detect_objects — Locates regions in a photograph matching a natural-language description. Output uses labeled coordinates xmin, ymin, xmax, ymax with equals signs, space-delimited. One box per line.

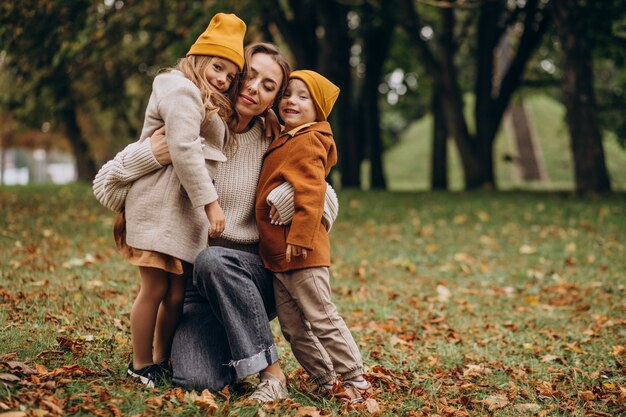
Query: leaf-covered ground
xmin=1 ymin=185 xmax=625 ymax=416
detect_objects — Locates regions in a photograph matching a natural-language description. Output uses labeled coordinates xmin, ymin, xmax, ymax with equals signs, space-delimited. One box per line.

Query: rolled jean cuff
xmin=230 ymin=344 xmax=279 ymax=380
xmin=311 ymin=370 xmax=337 ymax=386
xmin=341 ymin=365 xmax=365 ymax=381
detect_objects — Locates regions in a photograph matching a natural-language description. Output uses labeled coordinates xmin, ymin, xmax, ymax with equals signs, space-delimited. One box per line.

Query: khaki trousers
xmin=274 ymin=267 xmax=364 ymax=385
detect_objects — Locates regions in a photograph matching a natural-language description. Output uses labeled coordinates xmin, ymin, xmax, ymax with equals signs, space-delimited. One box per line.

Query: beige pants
xmin=274 ymin=267 xmax=364 ymax=385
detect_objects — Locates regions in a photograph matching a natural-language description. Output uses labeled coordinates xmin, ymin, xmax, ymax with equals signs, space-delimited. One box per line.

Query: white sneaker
xmin=248 ymin=372 xmax=288 ymax=403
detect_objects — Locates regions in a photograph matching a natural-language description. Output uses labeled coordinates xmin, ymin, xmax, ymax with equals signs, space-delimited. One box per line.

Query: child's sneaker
xmin=127 ymin=362 xmax=168 ymax=388
xmin=343 ymin=379 xmax=372 ymax=403
xmin=157 ymin=359 xmax=172 ymax=380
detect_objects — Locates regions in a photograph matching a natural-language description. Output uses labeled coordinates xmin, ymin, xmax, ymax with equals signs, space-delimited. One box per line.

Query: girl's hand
xmin=269 ymin=203 xmax=284 ymax=225
xmin=150 ymin=126 xmax=171 ymax=165
xmin=205 ymin=201 xmax=225 ymax=238
xmin=264 ymin=108 xmax=282 ymax=139
xmin=286 ymin=244 xmax=307 ymax=262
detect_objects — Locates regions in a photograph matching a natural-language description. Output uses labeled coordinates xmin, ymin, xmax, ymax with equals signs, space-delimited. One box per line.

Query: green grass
xmin=1 ymin=185 xmax=625 ymax=416
xmin=385 ymin=94 xmax=626 ymax=191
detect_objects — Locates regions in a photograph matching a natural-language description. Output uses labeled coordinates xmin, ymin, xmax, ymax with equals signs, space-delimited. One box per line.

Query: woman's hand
xmin=150 ymin=126 xmax=171 ymax=165
xmin=269 ymin=203 xmax=285 ymax=225
xmin=286 ymin=244 xmax=307 ymax=262
xmin=205 ymin=200 xmax=225 ymax=238
xmin=264 ymin=108 xmax=282 ymax=139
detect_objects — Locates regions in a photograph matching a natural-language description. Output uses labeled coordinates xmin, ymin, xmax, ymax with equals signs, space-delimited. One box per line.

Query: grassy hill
xmin=384 ymin=94 xmax=626 ymax=191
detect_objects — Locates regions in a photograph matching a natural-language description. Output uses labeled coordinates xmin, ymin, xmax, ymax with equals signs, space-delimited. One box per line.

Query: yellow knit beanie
xmin=290 ymin=70 xmax=340 ymax=121
xmin=186 ymin=13 xmax=246 ymax=71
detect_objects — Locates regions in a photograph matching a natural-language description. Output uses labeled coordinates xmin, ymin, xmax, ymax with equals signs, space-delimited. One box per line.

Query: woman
xmin=94 ymin=43 xmax=334 ymax=401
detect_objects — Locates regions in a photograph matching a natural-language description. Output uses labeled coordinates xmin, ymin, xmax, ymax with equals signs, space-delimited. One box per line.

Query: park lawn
xmin=1 ymin=184 xmax=625 ymax=416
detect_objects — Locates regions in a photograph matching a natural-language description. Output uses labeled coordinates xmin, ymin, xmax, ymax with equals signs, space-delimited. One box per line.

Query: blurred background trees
xmin=1 ymin=0 xmax=625 ymax=193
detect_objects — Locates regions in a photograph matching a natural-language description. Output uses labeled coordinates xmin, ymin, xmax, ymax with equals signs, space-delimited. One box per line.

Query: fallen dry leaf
xmin=294 ymin=406 xmax=322 ymax=416
xmin=482 ymin=394 xmax=509 ymax=410
xmin=513 ymin=403 xmax=541 ymax=413
xmin=463 ymin=364 xmax=492 ymax=378
xmin=364 ymin=398 xmax=380 ymax=414
xmin=190 ymin=389 xmax=218 ymax=414
xmin=578 ymin=390 xmax=595 ymax=401
xmin=6 ymin=361 xmax=35 ymax=375
xmin=0 ymin=374 xmax=20 ymax=383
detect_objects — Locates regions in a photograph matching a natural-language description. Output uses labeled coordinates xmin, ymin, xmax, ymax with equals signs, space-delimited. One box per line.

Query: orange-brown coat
xmin=255 ymin=122 xmax=337 ymax=272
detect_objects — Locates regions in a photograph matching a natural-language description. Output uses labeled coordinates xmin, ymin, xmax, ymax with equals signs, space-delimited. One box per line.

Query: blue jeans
xmin=170 ymin=246 xmax=278 ymax=391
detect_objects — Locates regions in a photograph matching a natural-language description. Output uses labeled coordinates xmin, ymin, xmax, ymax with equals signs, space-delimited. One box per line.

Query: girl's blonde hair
xmin=174 ymin=55 xmax=241 ymax=132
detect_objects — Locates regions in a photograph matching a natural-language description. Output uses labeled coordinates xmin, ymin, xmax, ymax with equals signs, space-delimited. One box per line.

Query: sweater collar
xmin=235 ymin=118 xmax=264 ymax=145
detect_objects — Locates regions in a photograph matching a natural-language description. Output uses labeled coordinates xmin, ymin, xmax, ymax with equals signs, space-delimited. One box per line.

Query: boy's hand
xmin=269 ymin=203 xmax=285 ymax=225
xmin=264 ymin=108 xmax=282 ymax=139
xmin=205 ymin=201 xmax=225 ymax=238
xmin=286 ymin=244 xmax=307 ymax=262
xmin=150 ymin=126 xmax=171 ymax=165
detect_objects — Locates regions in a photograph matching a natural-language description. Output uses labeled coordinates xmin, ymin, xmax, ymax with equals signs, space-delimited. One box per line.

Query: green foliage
xmin=1 ymin=185 xmax=625 ymax=416
xmin=0 ymin=1 xmax=242 ymax=166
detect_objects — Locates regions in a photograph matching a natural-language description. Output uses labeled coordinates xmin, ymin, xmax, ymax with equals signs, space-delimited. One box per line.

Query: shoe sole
xmin=127 ymin=369 xmax=155 ymax=388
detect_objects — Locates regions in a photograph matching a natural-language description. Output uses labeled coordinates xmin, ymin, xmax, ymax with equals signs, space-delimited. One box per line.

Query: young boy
xmin=255 ymin=70 xmax=371 ymax=403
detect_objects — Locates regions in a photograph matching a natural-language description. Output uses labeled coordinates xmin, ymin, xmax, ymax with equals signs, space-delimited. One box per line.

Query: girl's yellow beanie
xmin=187 ymin=13 xmax=246 ymax=71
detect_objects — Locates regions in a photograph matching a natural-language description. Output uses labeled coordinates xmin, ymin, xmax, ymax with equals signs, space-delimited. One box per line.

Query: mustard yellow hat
xmin=290 ymin=70 xmax=340 ymax=121
xmin=186 ymin=13 xmax=246 ymax=70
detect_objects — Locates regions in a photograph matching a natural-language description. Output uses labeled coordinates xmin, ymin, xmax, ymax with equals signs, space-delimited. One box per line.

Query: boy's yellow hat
xmin=290 ymin=70 xmax=340 ymax=121
xmin=187 ymin=13 xmax=246 ymax=71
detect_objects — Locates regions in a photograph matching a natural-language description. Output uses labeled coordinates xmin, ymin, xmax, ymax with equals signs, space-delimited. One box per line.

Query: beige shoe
xmin=248 ymin=372 xmax=288 ymax=403
xmin=343 ymin=379 xmax=372 ymax=403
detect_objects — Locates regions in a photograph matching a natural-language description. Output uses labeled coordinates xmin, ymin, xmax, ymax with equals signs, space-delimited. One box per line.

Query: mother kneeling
xmin=95 ymin=43 xmax=323 ymax=401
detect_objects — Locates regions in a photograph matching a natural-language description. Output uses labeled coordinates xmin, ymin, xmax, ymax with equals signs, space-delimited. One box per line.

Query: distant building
xmin=1 ymin=148 xmax=76 ymax=185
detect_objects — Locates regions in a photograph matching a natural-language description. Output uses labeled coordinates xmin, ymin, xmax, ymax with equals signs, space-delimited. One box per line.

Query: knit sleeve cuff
xmin=323 ymin=183 xmax=339 ymax=232
xmin=266 ymin=181 xmax=295 ymax=221
xmin=266 ymin=182 xmax=339 ymax=232
xmin=122 ymin=139 xmax=163 ymax=178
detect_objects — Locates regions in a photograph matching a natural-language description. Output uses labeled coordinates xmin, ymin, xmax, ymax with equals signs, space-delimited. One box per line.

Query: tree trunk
xmin=261 ymin=0 xmax=318 ymax=69
xmin=0 ymin=130 xmax=4 ymax=185
xmin=437 ymin=7 xmax=486 ymax=189
xmin=509 ymin=101 xmax=543 ymax=181
xmin=431 ymin=88 xmax=448 ymax=190
xmin=402 ymin=0 xmax=551 ymax=190
xmin=318 ymin=1 xmax=360 ymax=188
xmin=361 ymin=2 xmax=396 ymax=190
xmin=62 ymin=104 xmax=96 ymax=182
xmin=552 ymin=0 xmax=611 ymax=193
xmin=402 ymin=2 xmax=485 ymax=189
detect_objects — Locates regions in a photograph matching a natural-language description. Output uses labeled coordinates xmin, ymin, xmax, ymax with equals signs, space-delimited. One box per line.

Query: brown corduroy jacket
xmin=256 ymin=121 xmax=337 ymax=272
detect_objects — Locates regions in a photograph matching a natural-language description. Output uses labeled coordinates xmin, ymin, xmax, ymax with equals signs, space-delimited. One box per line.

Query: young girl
xmin=120 ymin=13 xmax=246 ymax=387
